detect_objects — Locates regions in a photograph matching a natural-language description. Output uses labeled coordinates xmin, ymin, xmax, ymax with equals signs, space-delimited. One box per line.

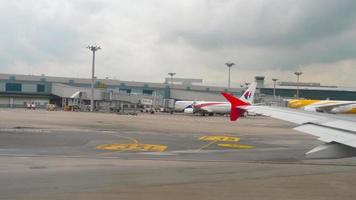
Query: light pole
xmin=272 ymin=78 xmax=278 ymax=98
xmin=168 ymin=72 xmax=176 ymax=87
xmin=87 ymin=45 xmax=101 ymax=112
xmin=225 ymin=62 xmax=235 ymax=89
xmin=294 ymin=71 xmax=303 ymax=99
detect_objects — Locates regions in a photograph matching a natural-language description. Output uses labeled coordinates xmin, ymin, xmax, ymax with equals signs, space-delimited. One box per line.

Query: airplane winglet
xmin=221 ymin=92 xmax=249 ymax=121
xmin=221 ymin=92 xmax=249 ymax=107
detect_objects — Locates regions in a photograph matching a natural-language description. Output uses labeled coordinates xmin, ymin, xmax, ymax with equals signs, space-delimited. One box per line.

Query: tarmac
xmin=0 ymin=109 xmax=355 ymax=200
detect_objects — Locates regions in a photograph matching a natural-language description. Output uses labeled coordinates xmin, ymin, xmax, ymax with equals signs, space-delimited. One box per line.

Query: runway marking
xmin=199 ymin=135 xmax=240 ymax=142
xmin=96 ymin=143 xmax=167 ymax=152
xmin=198 ymin=135 xmax=255 ymax=150
xmin=96 ymin=132 xmax=168 ymax=156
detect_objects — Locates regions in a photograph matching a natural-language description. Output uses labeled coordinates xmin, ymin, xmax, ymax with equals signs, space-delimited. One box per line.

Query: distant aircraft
xmin=191 ymin=82 xmax=257 ymax=116
xmin=288 ymin=99 xmax=356 ymax=114
xmin=174 ymin=101 xmax=195 ymax=113
xmin=173 ymin=82 xmax=256 ymax=115
xmin=221 ymin=92 xmax=356 ymax=159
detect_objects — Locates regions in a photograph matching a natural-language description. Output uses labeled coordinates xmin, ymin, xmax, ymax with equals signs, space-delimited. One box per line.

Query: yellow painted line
xmin=95 ymin=135 xmax=140 ymax=156
xmin=95 ymin=146 xmax=133 ymax=156
xmin=96 ymin=143 xmax=167 ymax=152
xmin=199 ymin=135 xmax=240 ymax=142
xmin=217 ymin=143 xmax=255 ymax=149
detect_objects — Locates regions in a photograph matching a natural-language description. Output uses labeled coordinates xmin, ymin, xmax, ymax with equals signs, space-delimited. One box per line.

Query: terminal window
xmin=37 ymin=84 xmax=45 ymax=92
xmin=119 ymin=89 xmax=131 ymax=94
xmin=143 ymin=90 xmax=153 ymax=95
xmin=6 ymin=83 xmax=22 ymax=92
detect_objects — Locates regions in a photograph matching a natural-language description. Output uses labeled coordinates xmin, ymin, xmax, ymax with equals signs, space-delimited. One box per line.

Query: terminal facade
xmin=1 ymin=73 xmax=356 ymax=109
xmin=0 ymin=73 xmax=242 ymax=109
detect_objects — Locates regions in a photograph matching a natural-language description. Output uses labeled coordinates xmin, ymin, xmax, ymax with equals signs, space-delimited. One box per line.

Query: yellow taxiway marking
xmin=199 ymin=135 xmax=240 ymax=142
xmin=217 ymin=143 xmax=255 ymax=149
xmin=198 ymin=135 xmax=254 ymax=150
xmin=96 ymin=143 xmax=167 ymax=152
xmin=95 ymin=133 xmax=168 ymax=156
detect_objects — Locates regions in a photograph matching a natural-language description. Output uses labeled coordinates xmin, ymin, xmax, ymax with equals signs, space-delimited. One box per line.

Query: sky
xmin=1 ymin=0 xmax=356 ymax=87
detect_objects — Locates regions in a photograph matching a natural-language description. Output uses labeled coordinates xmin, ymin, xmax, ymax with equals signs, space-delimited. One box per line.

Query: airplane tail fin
xmin=240 ymin=82 xmax=257 ymax=104
xmin=221 ymin=92 xmax=249 ymax=121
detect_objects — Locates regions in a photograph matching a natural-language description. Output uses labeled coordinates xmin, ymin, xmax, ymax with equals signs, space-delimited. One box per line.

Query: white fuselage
xmin=174 ymin=100 xmax=231 ymax=114
xmin=301 ymin=100 xmax=356 ymax=114
xmin=193 ymin=102 xmax=230 ymax=114
xmin=174 ymin=101 xmax=194 ymax=112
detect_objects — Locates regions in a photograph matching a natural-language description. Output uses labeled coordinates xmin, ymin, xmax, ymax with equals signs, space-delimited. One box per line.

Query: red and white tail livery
xmin=239 ymin=82 xmax=257 ymax=105
xmin=191 ymin=82 xmax=257 ymax=116
xmin=220 ymin=82 xmax=256 ymax=120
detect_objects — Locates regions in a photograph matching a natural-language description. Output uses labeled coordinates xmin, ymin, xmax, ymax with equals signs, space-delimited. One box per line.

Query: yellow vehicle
xmin=46 ymin=104 xmax=57 ymax=111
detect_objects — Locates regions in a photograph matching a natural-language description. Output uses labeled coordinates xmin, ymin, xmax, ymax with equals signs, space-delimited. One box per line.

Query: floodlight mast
xmin=168 ymin=72 xmax=176 ymax=87
xmin=294 ymin=71 xmax=303 ymax=99
xmin=272 ymin=78 xmax=278 ymax=98
xmin=225 ymin=62 xmax=235 ymax=89
xmin=87 ymin=45 xmax=101 ymax=112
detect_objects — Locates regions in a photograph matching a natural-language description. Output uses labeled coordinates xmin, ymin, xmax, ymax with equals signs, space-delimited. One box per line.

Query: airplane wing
xmin=248 ymin=106 xmax=356 ymax=158
xmin=222 ymin=92 xmax=356 ymax=158
xmin=305 ymin=101 xmax=355 ymax=113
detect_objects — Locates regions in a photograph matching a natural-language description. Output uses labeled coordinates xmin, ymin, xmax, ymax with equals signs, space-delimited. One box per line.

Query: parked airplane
xmin=288 ymin=99 xmax=356 ymax=114
xmin=174 ymin=101 xmax=194 ymax=112
xmin=173 ymin=82 xmax=257 ymax=116
xmin=222 ymin=92 xmax=356 ymax=159
xmin=191 ymin=82 xmax=257 ymax=116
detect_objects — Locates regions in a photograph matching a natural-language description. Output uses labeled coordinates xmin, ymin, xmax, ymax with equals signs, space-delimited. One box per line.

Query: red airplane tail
xmin=221 ymin=92 xmax=250 ymax=121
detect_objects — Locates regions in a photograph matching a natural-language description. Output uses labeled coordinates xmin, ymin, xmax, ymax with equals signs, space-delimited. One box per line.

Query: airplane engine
xmin=331 ymin=105 xmax=353 ymax=114
xmin=184 ymin=108 xmax=194 ymax=114
xmin=304 ymin=106 xmax=316 ymax=112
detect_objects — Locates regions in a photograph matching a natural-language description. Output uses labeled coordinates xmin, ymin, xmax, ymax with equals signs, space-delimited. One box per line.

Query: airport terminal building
xmin=0 ymin=73 xmax=242 ymax=109
xmin=259 ymin=80 xmax=356 ymax=101
xmin=1 ymin=73 xmax=356 ymax=109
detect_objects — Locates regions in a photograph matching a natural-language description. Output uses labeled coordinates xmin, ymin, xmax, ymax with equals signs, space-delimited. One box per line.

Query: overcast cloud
xmin=1 ymin=0 xmax=356 ymax=87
